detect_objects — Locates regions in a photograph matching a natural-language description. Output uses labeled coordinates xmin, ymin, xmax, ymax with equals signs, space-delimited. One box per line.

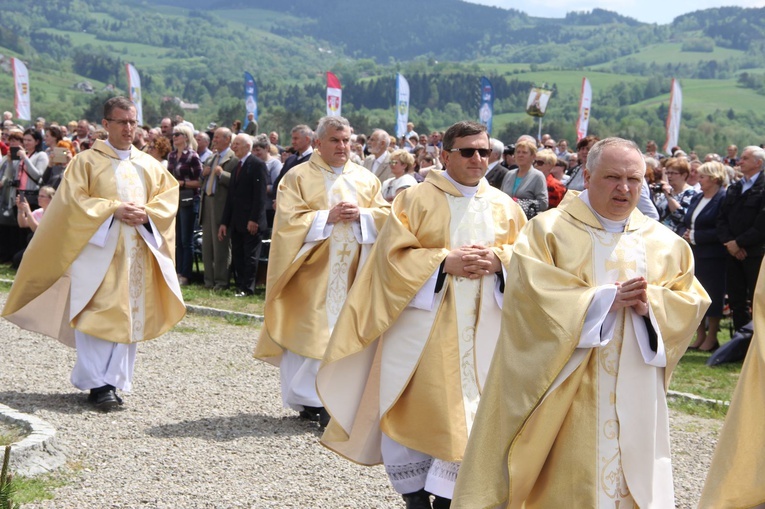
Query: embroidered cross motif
xmin=605 ymin=251 xmax=636 ymax=281
xmin=337 ymin=245 xmax=351 ymax=262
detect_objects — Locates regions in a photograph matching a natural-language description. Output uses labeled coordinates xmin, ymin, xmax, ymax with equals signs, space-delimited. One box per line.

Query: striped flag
xmin=125 ymin=63 xmax=143 ymax=125
xmin=12 ymin=58 xmax=30 ymax=121
xmin=664 ymin=79 xmax=682 ymax=153
xmin=576 ymin=77 xmax=592 ymax=142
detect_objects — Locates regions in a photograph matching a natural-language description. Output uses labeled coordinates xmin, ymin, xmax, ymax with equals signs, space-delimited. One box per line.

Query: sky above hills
xmin=465 ymin=0 xmax=765 ymax=24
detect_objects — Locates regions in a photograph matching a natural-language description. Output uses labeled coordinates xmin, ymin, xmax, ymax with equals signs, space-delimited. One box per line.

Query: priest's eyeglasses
xmin=106 ymin=119 xmax=138 ymax=127
xmin=448 ymin=148 xmax=491 ymax=158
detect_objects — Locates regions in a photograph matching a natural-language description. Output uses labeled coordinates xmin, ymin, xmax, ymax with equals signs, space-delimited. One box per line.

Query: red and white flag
xmin=664 ymin=79 xmax=682 ymax=153
xmin=12 ymin=58 xmax=30 ymax=121
xmin=576 ymin=77 xmax=592 ymax=142
xmin=326 ymin=72 xmax=342 ymax=117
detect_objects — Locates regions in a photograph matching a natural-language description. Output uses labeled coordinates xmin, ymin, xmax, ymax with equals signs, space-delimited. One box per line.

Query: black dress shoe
xmin=318 ymin=407 xmax=330 ymax=428
xmin=402 ymin=489 xmax=431 ymax=509
xmin=234 ymin=290 xmax=254 ymax=297
xmin=87 ymin=387 xmax=120 ymax=411
xmin=432 ymin=496 xmax=451 ymax=509
xmin=299 ymin=407 xmax=320 ymax=422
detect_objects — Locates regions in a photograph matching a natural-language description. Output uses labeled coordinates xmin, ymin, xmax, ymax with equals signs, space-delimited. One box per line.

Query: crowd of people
xmin=1 ymin=100 xmax=764 ymax=507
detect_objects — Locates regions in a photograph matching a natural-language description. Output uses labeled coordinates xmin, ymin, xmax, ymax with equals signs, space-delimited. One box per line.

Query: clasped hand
xmin=610 ymin=276 xmax=649 ymax=316
xmin=328 ymin=201 xmax=359 ymax=224
xmin=444 ymin=244 xmax=501 ymax=279
xmin=115 ymin=202 xmax=148 ymax=227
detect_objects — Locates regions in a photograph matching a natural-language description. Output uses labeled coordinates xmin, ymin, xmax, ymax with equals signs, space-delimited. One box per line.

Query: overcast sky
xmin=464 ymin=0 xmax=765 ymax=24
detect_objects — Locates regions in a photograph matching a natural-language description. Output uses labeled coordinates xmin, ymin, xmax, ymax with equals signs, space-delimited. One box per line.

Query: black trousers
xmin=725 ymin=253 xmax=763 ymax=330
xmin=230 ymin=229 xmax=262 ymax=293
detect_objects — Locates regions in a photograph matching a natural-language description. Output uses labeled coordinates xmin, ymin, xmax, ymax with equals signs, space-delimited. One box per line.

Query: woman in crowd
xmin=148 ymin=136 xmax=172 ymax=169
xmin=167 ymin=124 xmax=202 ymax=286
xmin=533 ymin=148 xmax=566 ymax=208
xmin=656 ymin=157 xmax=697 ymax=234
xmin=0 ymin=130 xmax=25 ymax=262
xmin=17 ymin=128 xmax=48 ymax=209
xmin=381 ymin=149 xmax=418 ymax=202
xmin=500 ymin=139 xmax=548 ymax=219
xmin=682 ymin=162 xmax=728 ymax=351
xmin=12 ymin=185 xmax=55 ymax=268
xmin=41 ymin=126 xmax=73 ymax=189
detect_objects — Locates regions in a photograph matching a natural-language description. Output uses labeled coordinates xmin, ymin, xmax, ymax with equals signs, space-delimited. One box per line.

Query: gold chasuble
xmin=452 ymin=196 xmax=709 ymax=509
xmin=255 ymin=153 xmax=390 ymax=363
xmin=3 ymin=140 xmax=185 ymax=345
xmin=317 ymin=171 xmax=526 ymax=465
xmin=699 ymin=259 xmax=765 ymax=509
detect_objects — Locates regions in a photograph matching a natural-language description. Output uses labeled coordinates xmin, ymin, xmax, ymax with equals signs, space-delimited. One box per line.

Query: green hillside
xmin=0 ymin=0 xmax=764 ymax=151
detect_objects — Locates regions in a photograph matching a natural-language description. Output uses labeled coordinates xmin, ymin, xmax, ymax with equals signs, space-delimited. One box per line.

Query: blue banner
xmin=244 ymin=72 xmax=258 ymax=127
xmin=479 ymin=77 xmax=494 ymax=135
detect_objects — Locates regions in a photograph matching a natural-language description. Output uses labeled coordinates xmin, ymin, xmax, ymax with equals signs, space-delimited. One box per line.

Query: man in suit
xmin=717 ymin=145 xmax=765 ymax=330
xmin=200 ymin=127 xmax=237 ymax=290
xmin=244 ymin=112 xmax=259 ymax=136
xmin=484 ymin=138 xmax=508 ymax=189
xmin=272 ymin=125 xmax=313 ymax=201
xmin=363 ymin=129 xmax=393 ymax=181
xmin=218 ymin=133 xmax=267 ymax=297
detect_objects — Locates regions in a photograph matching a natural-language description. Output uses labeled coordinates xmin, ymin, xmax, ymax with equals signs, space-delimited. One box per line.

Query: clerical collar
xmin=105 ymin=140 xmax=132 ymax=161
xmin=330 ymin=165 xmax=344 ymax=175
xmin=442 ymin=170 xmax=478 ymax=198
xmin=578 ymin=190 xmax=628 ymax=233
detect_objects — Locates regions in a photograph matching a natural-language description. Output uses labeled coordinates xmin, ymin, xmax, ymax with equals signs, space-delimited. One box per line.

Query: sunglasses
xmin=172 ymin=132 xmax=184 ymax=137
xmin=448 ymin=148 xmax=491 ymax=158
xmin=533 ymin=160 xmax=547 ymax=165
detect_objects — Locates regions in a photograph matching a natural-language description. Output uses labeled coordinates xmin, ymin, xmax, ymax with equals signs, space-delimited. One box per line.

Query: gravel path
xmin=0 ymin=301 xmax=722 ymax=508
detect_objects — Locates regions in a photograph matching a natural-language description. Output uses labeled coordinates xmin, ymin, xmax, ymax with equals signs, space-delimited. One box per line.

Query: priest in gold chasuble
xmin=3 ymin=97 xmax=184 ymax=410
xmin=254 ymin=116 xmax=390 ymax=423
xmin=317 ymin=121 xmax=527 ymax=508
xmin=452 ymin=138 xmax=710 ymax=509
xmin=699 ymin=257 xmax=765 ymax=509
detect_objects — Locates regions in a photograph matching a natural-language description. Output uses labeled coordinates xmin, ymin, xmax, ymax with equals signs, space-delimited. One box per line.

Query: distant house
xmin=74 ymin=81 xmax=94 ymax=93
xmin=162 ymin=96 xmax=199 ymax=111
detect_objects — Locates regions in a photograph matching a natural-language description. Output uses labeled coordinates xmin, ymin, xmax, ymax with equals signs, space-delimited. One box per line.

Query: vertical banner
xmin=12 ymin=58 xmax=30 ymax=121
xmin=395 ymin=73 xmax=410 ymax=139
xmin=326 ymin=72 xmax=342 ymax=117
xmin=526 ymin=85 xmax=553 ymax=141
xmin=244 ymin=72 xmax=258 ymax=126
xmin=125 ymin=63 xmax=143 ymax=125
xmin=576 ymin=77 xmax=592 ymax=142
xmin=479 ymin=77 xmax=494 ymax=135
xmin=664 ymin=78 xmax=682 ymax=153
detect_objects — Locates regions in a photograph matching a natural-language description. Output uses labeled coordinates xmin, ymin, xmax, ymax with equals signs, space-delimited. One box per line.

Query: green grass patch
xmin=0 ymin=425 xmax=25 ymax=446
xmin=181 ymin=284 xmax=264 ymax=315
xmin=224 ymin=314 xmax=258 ymax=326
xmin=10 ymin=473 xmax=69 ymax=504
xmin=668 ymin=397 xmax=728 ymax=420
xmin=594 ymin=42 xmax=746 ymax=68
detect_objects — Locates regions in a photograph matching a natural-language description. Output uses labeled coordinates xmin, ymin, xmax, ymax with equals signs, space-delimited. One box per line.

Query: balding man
xmin=484 ymin=137 xmax=508 ymax=189
xmin=454 ymin=137 xmax=709 ymax=508
xmin=200 ymin=127 xmax=237 ymax=290
xmin=218 ymin=133 xmax=267 ymax=297
xmin=364 ymin=129 xmax=393 ymax=181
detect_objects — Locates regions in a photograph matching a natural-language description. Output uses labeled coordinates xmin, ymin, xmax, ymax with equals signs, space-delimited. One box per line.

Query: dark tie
xmin=235 ymin=160 xmax=243 ymax=181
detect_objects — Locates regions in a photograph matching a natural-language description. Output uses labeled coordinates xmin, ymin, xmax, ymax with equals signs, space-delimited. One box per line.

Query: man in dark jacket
xmin=717 ymin=145 xmax=765 ymax=329
xmin=218 ymin=133 xmax=267 ymax=297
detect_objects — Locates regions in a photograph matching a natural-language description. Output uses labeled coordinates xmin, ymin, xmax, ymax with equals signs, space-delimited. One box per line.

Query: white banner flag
xmin=576 ymin=77 xmax=592 ymax=142
xmin=12 ymin=58 xmax=30 ymax=121
xmin=125 ymin=63 xmax=144 ymax=125
xmin=395 ymin=73 xmax=410 ymax=139
xmin=664 ymin=79 xmax=682 ymax=153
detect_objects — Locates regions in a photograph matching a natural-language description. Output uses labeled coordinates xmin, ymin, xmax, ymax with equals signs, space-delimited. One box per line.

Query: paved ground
xmin=0 ymin=302 xmax=722 ymax=508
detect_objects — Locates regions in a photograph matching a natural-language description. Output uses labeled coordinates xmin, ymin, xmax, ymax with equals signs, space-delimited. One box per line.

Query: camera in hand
xmin=10 ymin=179 xmax=20 ymax=188
xmin=9 ymin=147 xmax=19 ymax=160
xmin=650 ymin=183 xmax=664 ymax=195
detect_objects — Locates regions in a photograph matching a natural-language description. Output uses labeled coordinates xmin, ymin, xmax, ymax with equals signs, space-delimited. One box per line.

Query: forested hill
xmin=1 ymin=0 xmax=765 ymax=152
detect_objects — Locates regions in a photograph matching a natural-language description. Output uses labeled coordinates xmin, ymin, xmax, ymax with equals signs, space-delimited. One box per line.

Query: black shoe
xmin=432 ymin=496 xmax=451 ymax=509
xmin=87 ymin=386 xmax=120 ymax=411
xmin=402 ymin=489 xmax=431 ymax=509
xmin=299 ymin=405 xmax=321 ymax=422
xmin=318 ymin=407 xmax=330 ymax=428
xmin=234 ymin=289 xmax=253 ymax=297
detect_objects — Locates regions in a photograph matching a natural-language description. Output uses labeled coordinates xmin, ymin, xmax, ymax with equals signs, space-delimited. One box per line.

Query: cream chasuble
xmin=3 ymin=140 xmax=185 ymax=345
xmin=255 ymin=153 xmax=390 ymax=364
xmin=451 ymin=194 xmax=710 ymax=509
xmin=318 ymin=171 xmax=527 ymax=466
